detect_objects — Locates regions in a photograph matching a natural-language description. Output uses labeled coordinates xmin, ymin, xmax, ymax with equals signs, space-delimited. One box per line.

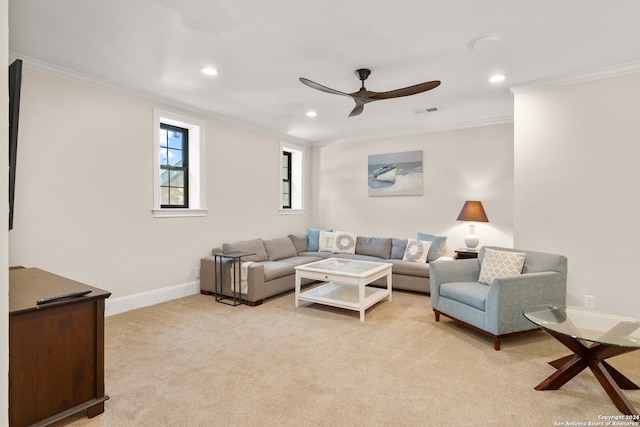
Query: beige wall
xmin=314 ymin=124 xmax=515 ymax=249
xmin=8 ymin=68 xmax=312 ymax=299
xmin=514 ymin=72 xmax=640 ymax=316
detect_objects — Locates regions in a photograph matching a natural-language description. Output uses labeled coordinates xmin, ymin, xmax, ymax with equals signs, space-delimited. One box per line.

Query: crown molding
xmin=9 ymin=52 xmax=311 ymax=146
xmin=510 ymin=61 xmax=640 ymax=94
xmin=313 ymin=116 xmax=514 ymax=146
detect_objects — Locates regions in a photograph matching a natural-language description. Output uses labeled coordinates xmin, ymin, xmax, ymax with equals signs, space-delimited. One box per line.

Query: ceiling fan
xmin=299 ymin=68 xmax=441 ymax=117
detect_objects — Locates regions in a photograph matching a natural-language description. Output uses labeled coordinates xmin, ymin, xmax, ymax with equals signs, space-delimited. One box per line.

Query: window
xmin=280 ymin=143 xmax=304 ymax=213
xmin=160 ymin=124 xmax=189 ymax=208
xmin=282 ymin=151 xmax=292 ymax=209
xmin=153 ymin=109 xmax=207 ymax=218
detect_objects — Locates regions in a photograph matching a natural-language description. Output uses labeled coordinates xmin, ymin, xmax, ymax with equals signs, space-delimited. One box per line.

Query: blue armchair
xmin=430 ymin=246 xmax=567 ymax=350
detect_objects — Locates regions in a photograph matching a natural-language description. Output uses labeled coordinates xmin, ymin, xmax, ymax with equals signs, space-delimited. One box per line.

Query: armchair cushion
xmin=440 ymin=282 xmax=489 ymax=311
xmin=478 ymin=248 xmax=526 ymax=284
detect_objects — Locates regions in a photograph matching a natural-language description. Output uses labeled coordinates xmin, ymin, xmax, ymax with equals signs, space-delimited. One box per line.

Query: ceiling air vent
xmin=414 ymin=107 xmax=439 ymax=115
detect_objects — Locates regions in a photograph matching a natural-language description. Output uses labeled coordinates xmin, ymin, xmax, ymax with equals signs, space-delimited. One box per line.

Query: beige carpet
xmin=53 ymin=289 xmax=639 ymax=427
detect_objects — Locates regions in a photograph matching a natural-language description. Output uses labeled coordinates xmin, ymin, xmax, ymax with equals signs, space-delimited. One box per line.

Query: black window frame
xmin=160 ymin=123 xmax=189 ymax=208
xmin=282 ymin=151 xmax=292 ymax=209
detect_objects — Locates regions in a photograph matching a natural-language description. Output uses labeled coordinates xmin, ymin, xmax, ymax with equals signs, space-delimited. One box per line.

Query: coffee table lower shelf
xmin=297 ymin=282 xmax=390 ymax=321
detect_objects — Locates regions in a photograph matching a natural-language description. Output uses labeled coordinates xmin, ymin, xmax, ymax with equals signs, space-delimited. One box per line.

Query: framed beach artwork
xmin=368 ymin=150 xmax=423 ymax=196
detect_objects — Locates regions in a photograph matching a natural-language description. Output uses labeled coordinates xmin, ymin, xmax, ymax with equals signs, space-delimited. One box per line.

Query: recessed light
xmin=489 ymin=74 xmax=506 ymax=83
xmin=305 ymin=111 xmax=317 ymax=118
xmin=201 ymin=67 xmax=218 ymax=76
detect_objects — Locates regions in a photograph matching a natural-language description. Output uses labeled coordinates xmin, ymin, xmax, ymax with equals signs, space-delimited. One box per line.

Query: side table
xmin=455 ymin=248 xmax=479 ymax=259
xmin=213 ymin=251 xmax=256 ymax=306
xmin=523 ymin=305 xmax=640 ymax=416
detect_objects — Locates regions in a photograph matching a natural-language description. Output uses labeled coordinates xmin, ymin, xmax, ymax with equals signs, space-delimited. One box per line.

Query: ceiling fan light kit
xmin=299 ymin=68 xmax=441 ymax=117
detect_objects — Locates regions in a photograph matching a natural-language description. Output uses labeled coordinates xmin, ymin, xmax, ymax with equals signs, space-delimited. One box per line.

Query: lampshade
xmin=457 ymin=201 xmax=489 ymax=223
xmin=457 ymin=201 xmax=489 ymax=250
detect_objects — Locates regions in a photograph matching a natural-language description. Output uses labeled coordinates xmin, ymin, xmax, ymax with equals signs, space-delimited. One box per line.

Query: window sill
xmin=278 ymin=209 xmax=305 ymax=215
xmin=152 ymin=208 xmax=208 ymax=218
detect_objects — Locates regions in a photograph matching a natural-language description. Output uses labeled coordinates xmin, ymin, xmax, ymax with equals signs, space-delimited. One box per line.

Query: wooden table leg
xmin=590 ymin=359 xmax=639 ymax=416
xmin=535 ymin=328 xmax=639 ymax=416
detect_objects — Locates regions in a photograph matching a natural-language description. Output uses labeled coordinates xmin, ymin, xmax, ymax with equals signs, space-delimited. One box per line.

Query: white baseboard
xmin=105 ymin=280 xmax=201 ymax=317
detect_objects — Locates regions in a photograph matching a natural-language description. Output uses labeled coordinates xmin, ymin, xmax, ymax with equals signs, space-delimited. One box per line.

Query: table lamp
xmin=457 ymin=201 xmax=489 ymax=250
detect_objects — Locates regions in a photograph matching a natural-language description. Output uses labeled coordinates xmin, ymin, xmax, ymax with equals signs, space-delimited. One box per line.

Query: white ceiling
xmin=9 ymin=0 xmax=640 ymax=144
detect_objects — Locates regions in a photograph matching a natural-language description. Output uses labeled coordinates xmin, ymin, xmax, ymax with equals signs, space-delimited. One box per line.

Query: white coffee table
xmin=294 ymin=258 xmax=393 ymax=321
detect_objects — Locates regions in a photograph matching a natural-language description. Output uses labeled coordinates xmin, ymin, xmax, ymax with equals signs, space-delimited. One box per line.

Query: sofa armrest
xmin=200 ymin=256 xmax=216 ymax=293
xmin=485 ymin=271 xmax=567 ymax=334
xmin=429 ymin=259 xmax=480 ymax=309
xmin=201 ymin=256 xmax=268 ymax=303
xmin=243 ymin=263 xmax=266 ymax=302
xmin=200 ymin=256 xmax=231 ymax=294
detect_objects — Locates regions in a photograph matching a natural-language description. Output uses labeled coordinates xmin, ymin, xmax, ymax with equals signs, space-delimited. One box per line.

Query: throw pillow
xmin=478 ymin=248 xmax=526 ymax=285
xmin=318 ymin=230 xmax=335 ymax=252
xmin=416 ymin=232 xmax=448 ymax=262
xmin=307 ymin=228 xmax=332 ymax=252
xmin=332 ymin=231 xmax=357 ymax=254
xmin=402 ymin=238 xmax=432 ymax=263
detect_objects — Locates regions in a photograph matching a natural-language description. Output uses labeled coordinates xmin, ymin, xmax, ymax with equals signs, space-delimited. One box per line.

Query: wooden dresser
xmin=9 ymin=268 xmax=111 ymax=427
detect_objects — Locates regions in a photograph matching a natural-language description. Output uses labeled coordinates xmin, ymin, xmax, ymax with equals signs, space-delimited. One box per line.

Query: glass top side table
xmin=523 ymin=305 xmax=640 ymax=416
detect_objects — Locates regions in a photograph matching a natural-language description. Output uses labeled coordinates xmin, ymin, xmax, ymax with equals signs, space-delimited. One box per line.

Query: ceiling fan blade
xmin=369 ymin=80 xmax=441 ymax=100
xmin=299 ymin=77 xmax=351 ymax=97
xmin=348 ymin=103 xmax=364 ymax=117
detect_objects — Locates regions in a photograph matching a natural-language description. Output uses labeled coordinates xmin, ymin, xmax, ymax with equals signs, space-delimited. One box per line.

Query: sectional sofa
xmin=200 ymin=229 xmax=455 ymax=305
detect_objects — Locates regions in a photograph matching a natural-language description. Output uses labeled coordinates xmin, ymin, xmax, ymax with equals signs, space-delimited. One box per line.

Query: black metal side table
xmin=213 ymin=251 xmax=256 ymax=306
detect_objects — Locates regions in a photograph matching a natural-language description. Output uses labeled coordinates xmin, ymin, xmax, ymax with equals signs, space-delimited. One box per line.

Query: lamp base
xmin=464 ymin=224 xmax=480 ymax=250
xmin=464 ymin=235 xmax=479 ymax=251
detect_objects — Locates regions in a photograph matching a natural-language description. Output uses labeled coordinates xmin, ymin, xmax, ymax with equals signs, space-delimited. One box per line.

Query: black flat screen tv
xmin=9 ymin=59 xmax=22 ymax=230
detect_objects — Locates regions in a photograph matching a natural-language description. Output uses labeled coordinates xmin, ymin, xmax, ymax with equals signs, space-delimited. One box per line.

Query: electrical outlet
xmin=584 ymin=294 xmax=595 ymax=308
xmin=195 ymin=268 xmax=201 ymax=279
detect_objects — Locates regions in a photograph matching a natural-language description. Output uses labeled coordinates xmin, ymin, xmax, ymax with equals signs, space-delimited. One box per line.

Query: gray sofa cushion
xmin=264 ymin=237 xmax=298 ymax=261
xmin=391 ymin=238 xmax=408 ymax=259
xmin=388 ymin=258 xmax=430 ymax=277
xmin=281 ymin=256 xmax=324 ymax=266
xmin=261 ymin=261 xmax=296 ymax=281
xmin=416 ymin=232 xmax=447 ymax=262
xmin=297 ymin=251 xmax=333 ymax=258
xmin=222 ymin=238 xmax=268 ymax=262
xmin=440 ymin=281 xmax=489 ymax=311
xmin=332 ymin=253 xmax=388 ymax=262
xmin=356 ymin=236 xmax=392 ymax=259
xmin=288 ymin=233 xmax=308 ymax=253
